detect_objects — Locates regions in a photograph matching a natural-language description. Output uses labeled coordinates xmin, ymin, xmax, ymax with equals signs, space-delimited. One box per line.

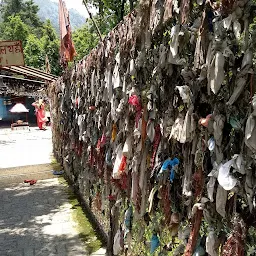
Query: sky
xmin=52 ymin=0 xmax=90 ymax=17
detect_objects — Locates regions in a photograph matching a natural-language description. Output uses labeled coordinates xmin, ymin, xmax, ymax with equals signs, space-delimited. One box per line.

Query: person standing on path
xmin=32 ymin=99 xmax=48 ymax=130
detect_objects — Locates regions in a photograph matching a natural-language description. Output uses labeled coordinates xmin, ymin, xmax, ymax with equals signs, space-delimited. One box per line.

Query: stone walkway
xmin=0 ymin=128 xmax=106 ymax=256
xmin=0 ymin=178 xmax=94 ymax=256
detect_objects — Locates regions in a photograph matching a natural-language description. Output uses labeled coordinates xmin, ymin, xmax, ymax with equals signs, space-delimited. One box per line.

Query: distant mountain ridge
xmin=33 ymin=0 xmax=86 ymax=33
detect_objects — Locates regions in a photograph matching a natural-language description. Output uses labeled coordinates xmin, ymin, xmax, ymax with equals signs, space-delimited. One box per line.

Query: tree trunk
xmin=98 ymin=0 xmax=104 ymax=31
xmin=98 ymin=0 xmax=103 ymax=16
xmin=129 ymin=0 xmax=133 ymax=11
xmin=120 ymin=0 xmax=125 ymax=21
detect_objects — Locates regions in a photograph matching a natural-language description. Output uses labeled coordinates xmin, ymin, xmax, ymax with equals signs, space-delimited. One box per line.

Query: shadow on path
xmin=0 ymin=179 xmax=89 ymax=256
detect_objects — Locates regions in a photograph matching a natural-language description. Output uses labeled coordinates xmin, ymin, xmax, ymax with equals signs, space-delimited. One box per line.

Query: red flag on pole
xmin=58 ymin=0 xmax=76 ymax=64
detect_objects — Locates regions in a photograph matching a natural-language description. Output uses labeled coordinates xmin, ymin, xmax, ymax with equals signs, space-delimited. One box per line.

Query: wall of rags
xmin=49 ymin=0 xmax=256 ymax=255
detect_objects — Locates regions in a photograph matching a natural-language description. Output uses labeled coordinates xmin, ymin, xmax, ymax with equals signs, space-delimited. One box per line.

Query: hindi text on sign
xmin=0 ymin=40 xmax=24 ymax=67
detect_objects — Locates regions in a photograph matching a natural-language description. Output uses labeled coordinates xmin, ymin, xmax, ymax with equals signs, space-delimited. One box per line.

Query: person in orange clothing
xmin=32 ymin=99 xmax=48 ymax=130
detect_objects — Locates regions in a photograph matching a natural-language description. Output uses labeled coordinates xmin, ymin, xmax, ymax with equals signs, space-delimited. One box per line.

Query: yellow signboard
xmin=0 ymin=40 xmax=25 ymax=67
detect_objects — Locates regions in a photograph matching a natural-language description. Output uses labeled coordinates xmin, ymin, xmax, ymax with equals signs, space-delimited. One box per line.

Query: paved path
xmin=0 ymin=128 xmax=52 ymax=169
xmin=0 ymin=178 xmax=88 ymax=256
xmin=0 ymin=128 xmax=106 ymax=256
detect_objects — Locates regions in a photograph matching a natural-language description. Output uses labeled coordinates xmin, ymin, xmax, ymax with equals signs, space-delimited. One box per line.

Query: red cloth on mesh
xmin=96 ymin=139 xmax=101 ymax=151
xmin=160 ymin=184 xmax=171 ymax=224
xmin=184 ymin=209 xmax=203 ymax=255
xmin=193 ymin=168 xmax=204 ymax=198
xmin=135 ymin=186 xmax=141 ymax=212
xmin=97 ymin=148 xmax=105 ymax=178
xmin=75 ymin=141 xmax=83 ymax=157
xmin=120 ymin=173 xmax=128 ymax=190
xmin=222 ymin=217 xmax=246 ymax=256
xmin=128 ymin=95 xmax=141 ymax=110
xmin=119 ymin=156 xmax=127 ymax=173
xmin=89 ymin=147 xmax=95 ymax=166
xmin=111 ymin=173 xmax=128 ymax=191
xmin=128 ymin=95 xmax=142 ymax=127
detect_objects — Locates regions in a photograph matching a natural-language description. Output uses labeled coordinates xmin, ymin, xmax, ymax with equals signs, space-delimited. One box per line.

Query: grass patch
xmin=69 ymin=193 xmax=102 ymax=254
xmin=58 ymin=176 xmax=102 ymax=254
xmin=50 ymin=156 xmax=63 ymax=171
xmin=52 ymin=157 xmax=103 ymax=254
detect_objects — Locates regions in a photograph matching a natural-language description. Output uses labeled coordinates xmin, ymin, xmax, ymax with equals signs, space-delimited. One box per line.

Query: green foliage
xmin=23 ymin=34 xmax=44 ymax=67
xmin=0 ymin=0 xmax=25 ymax=22
xmin=42 ymin=19 xmax=57 ymax=42
xmin=0 ymin=0 xmax=61 ymax=75
xmin=41 ymin=20 xmax=61 ymax=75
xmin=102 ymin=0 xmax=126 ymax=23
xmin=0 ymin=15 xmax=30 ymax=45
xmin=72 ymin=6 xmax=122 ymax=61
xmin=246 ymin=227 xmax=256 ymax=255
xmin=131 ymin=209 xmax=182 ymax=256
xmin=0 ymin=0 xmax=139 ymax=74
xmin=22 ymin=19 xmax=62 ymax=75
xmin=19 ymin=0 xmax=43 ymax=28
xmin=88 ymin=0 xmax=138 ymax=28
xmin=58 ymin=176 xmax=103 ymax=254
xmin=1 ymin=0 xmax=42 ymax=29
xmin=72 ymin=0 xmax=137 ymax=61
xmin=73 ymin=23 xmax=99 ymax=60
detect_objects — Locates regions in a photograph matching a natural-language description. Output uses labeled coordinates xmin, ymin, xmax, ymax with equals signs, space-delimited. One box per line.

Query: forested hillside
xmin=0 ymin=0 xmax=62 ymax=75
xmin=0 ymin=0 xmax=139 ymax=75
xmin=33 ymin=0 xmax=86 ymax=33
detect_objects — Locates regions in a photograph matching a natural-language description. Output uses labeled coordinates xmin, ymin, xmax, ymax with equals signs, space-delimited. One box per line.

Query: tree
xmin=41 ymin=20 xmax=61 ymax=75
xmin=87 ymin=0 xmax=138 ymax=24
xmin=0 ymin=0 xmax=136 ymax=74
xmin=1 ymin=0 xmax=43 ymax=29
xmin=0 ymin=0 xmax=25 ymax=22
xmin=0 ymin=0 xmax=61 ymax=75
xmin=19 ymin=0 xmax=43 ymax=28
xmin=128 ymin=0 xmax=136 ymax=11
xmin=72 ymin=23 xmax=98 ymax=60
xmin=42 ymin=19 xmax=57 ymax=42
xmin=0 ymin=15 xmax=29 ymax=45
xmin=23 ymin=34 xmax=44 ymax=67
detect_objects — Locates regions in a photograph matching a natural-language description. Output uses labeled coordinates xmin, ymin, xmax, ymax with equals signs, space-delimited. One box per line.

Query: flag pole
xmin=82 ymin=0 xmax=103 ymax=41
xmin=45 ymin=55 xmax=51 ymax=74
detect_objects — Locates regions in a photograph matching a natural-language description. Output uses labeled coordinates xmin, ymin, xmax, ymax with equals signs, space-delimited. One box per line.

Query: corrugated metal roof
xmin=0 ymin=66 xmax=58 ymax=82
xmin=0 ymin=75 xmax=45 ymax=84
